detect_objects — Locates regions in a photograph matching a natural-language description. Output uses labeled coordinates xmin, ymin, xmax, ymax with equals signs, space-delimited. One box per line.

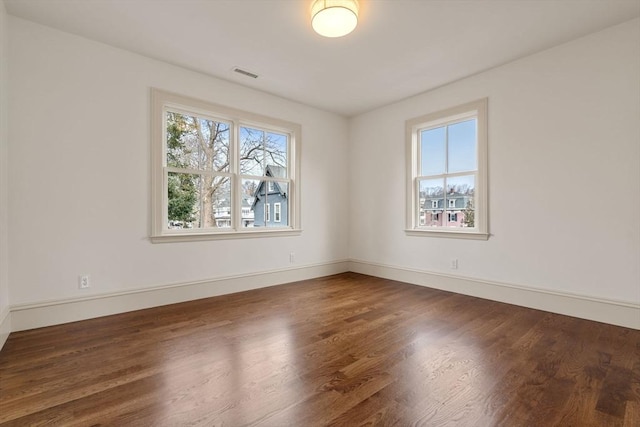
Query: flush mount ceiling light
xmin=311 ymin=0 xmax=359 ymax=38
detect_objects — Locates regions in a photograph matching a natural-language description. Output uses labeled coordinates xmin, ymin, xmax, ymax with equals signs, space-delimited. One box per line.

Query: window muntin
xmin=151 ymin=89 xmax=301 ymax=241
xmin=406 ymin=98 xmax=488 ymax=239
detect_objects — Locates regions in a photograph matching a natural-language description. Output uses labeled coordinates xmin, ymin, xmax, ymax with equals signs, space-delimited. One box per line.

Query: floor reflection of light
xmin=401 ymin=328 xmax=495 ymax=425
xmin=220 ymin=316 xmax=304 ymax=425
xmin=151 ymin=312 xmax=329 ymax=425
xmin=155 ymin=335 xmax=237 ymax=425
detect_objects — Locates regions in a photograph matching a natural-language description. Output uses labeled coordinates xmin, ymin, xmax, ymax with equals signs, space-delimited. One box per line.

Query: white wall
xmin=349 ymin=19 xmax=640 ymax=305
xmin=7 ymin=17 xmax=349 ymax=307
xmin=0 ymin=1 xmax=10 ymax=346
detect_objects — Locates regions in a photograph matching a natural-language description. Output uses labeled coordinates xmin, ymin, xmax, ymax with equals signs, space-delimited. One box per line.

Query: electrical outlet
xmin=450 ymin=259 xmax=458 ymax=270
xmin=289 ymin=252 xmax=295 ymax=263
xmin=79 ymin=275 xmax=90 ymax=289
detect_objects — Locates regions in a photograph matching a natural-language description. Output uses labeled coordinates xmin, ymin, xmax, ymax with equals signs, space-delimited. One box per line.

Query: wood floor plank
xmin=1 ymin=272 xmax=639 ymax=426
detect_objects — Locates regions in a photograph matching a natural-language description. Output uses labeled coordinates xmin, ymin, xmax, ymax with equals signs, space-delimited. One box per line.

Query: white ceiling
xmin=4 ymin=0 xmax=639 ymax=116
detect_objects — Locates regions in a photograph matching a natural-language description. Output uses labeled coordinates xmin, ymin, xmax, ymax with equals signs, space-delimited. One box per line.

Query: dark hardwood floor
xmin=0 ymin=272 xmax=638 ymax=426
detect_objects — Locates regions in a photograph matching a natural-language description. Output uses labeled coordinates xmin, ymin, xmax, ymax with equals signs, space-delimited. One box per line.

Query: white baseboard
xmin=9 ymin=260 xmax=350 ymax=332
xmin=349 ymin=259 xmax=640 ymax=330
xmin=0 ymin=306 xmax=10 ymax=350
xmin=6 ymin=258 xmax=638 ymax=336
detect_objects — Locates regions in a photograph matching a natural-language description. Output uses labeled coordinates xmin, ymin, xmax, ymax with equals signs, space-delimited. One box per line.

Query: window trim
xmin=150 ymin=88 xmax=302 ymax=242
xmin=405 ymin=98 xmax=489 ymax=240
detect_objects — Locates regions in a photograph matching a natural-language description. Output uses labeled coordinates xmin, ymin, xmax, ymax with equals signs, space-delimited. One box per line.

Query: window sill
xmin=405 ymin=229 xmax=489 ymax=240
xmin=150 ymin=228 xmax=302 ymax=243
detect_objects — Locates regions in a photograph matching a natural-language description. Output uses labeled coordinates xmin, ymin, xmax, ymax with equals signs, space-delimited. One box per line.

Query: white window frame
xmin=405 ymin=98 xmax=488 ymax=240
xmin=151 ymin=88 xmax=302 ymax=242
xmin=449 ymin=198 xmax=456 ymax=208
xmin=265 ymin=203 xmax=271 ymax=223
xmin=274 ymin=202 xmax=281 ymax=223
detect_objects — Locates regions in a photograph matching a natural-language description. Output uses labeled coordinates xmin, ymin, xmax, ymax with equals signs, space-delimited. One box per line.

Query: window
xmin=274 ymin=203 xmax=281 ymax=222
xmin=406 ymin=98 xmax=488 ymax=239
xmin=151 ymin=89 xmax=301 ymax=242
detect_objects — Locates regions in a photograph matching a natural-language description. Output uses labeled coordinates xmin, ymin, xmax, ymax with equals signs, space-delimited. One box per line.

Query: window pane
xmin=166 ymin=111 xmax=230 ymax=172
xmin=266 ymin=131 xmax=288 ymax=175
xmin=418 ymin=178 xmax=444 ymax=227
xmin=167 ymin=173 xmax=233 ymax=229
xmin=446 ymin=175 xmax=475 ymax=228
xmin=240 ymin=179 xmax=259 ymax=228
xmin=448 ymin=119 xmax=476 ymax=173
xmin=210 ymin=176 xmax=232 ymax=228
xmin=419 ymin=176 xmax=475 ymax=229
xmin=167 ymin=172 xmax=198 ymax=229
xmin=245 ymin=176 xmax=289 ymax=228
xmin=201 ymin=175 xmax=231 ymax=229
xmin=239 ymin=127 xmax=288 ymax=177
xmin=270 ymin=181 xmax=289 ymax=226
xmin=420 ymin=126 xmax=445 ymax=176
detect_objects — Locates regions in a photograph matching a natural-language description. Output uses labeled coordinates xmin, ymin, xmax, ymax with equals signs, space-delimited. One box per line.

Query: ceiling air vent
xmin=233 ymin=67 xmax=259 ymax=79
